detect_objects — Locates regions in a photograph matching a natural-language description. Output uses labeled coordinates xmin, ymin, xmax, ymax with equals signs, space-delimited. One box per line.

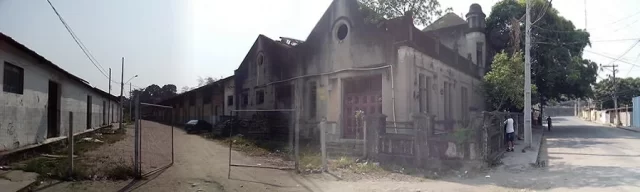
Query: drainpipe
xmin=390 ymin=65 xmax=397 ymax=127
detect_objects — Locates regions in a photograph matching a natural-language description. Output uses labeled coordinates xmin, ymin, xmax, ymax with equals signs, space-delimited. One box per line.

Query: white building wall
xmin=398 ymin=46 xmax=484 ymax=124
xmin=0 ymin=40 xmax=118 ymax=152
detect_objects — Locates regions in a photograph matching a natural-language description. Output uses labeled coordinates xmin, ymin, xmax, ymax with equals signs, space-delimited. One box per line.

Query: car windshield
xmin=186 ymin=120 xmax=198 ymax=125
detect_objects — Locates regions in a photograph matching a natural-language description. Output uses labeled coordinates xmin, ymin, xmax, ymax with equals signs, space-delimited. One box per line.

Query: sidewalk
xmin=0 ymin=170 xmax=38 ymax=192
xmin=500 ymin=128 xmax=545 ymax=170
xmin=577 ymin=117 xmax=640 ymax=133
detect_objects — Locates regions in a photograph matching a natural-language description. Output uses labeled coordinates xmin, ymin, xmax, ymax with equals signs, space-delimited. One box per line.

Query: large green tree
xmin=358 ymin=0 xmax=452 ymax=26
xmin=486 ymin=0 xmax=598 ymax=106
xmin=484 ymin=51 xmax=537 ymax=111
xmin=594 ymin=77 xmax=640 ymax=109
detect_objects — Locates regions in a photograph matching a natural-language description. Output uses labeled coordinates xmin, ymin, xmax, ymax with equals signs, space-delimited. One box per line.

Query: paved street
xmin=541 ymin=116 xmax=640 ymax=191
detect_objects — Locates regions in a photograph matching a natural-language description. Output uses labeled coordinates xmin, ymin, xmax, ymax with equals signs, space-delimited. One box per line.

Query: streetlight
xmin=126 ymin=75 xmax=138 ymax=123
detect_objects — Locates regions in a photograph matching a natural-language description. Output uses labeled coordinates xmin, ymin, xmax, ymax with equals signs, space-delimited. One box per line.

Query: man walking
xmin=504 ymin=116 xmax=515 ymax=152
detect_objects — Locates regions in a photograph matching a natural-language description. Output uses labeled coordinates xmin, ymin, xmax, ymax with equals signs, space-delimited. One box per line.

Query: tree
xmin=484 ymin=51 xmax=537 ymax=111
xmin=485 ymin=0 xmax=597 ymax=106
xmin=594 ymin=77 xmax=640 ymax=109
xmin=358 ymin=0 xmax=452 ymax=27
xmin=160 ymin=84 xmax=178 ymax=100
xmin=197 ymin=76 xmax=218 ymax=87
xmin=181 ymin=86 xmax=191 ymax=93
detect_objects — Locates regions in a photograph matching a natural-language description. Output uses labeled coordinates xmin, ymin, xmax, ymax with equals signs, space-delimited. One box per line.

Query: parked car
xmin=184 ymin=120 xmax=212 ymax=134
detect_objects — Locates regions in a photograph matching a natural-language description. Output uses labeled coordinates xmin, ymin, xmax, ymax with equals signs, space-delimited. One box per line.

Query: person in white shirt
xmin=504 ymin=116 xmax=515 ymax=152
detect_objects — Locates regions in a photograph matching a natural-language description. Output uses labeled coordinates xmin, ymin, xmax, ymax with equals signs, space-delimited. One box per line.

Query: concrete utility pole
xmin=602 ymin=64 xmax=621 ymax=126
xmin=120 ymin=57 xmax=125 ymax=129
xmin=524 ymin=0 xmax=533 ymax=148
xmin=108 ymin=68 xmax=112 ymax=124
xmin=130 ymin=83 xmax=132 ymax=122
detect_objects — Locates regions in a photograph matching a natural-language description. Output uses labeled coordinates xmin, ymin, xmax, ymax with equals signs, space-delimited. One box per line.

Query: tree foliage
xmin=594 ymin=77 xmax=640 ymax=109
xmin=485 ymin=0 xmax=597 ymax=105
xmin=358 ymin=0 xmax=452 ymax=27
xmin=130 ymin=84 xmax=178 ymax=104
xmin=484 ymin=51 xmax=537 ymax=111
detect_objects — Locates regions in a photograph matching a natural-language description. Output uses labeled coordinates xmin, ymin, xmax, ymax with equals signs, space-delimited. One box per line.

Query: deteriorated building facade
xmin=234 ymin=0 xmax=490 ymax=144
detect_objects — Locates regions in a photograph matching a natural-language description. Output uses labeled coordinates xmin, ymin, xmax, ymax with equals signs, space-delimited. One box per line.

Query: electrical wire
xmin=46 ymin=0 xmax=109 ymax=79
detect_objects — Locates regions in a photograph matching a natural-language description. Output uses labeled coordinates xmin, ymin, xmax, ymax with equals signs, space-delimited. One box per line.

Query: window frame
xmin=3 ymin=62 xmax=25 ymax=95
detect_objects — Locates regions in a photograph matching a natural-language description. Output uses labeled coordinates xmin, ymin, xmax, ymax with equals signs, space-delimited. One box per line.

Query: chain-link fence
xmin=226 ymin=109 xmax=297 ymax=177
xmin=136 ymin=102 xmax=174 ymax=177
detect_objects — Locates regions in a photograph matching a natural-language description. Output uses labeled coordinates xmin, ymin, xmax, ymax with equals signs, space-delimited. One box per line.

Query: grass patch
xmin=299 ymin=152 xmax=322 ymax=171
xmin=103 ymin=159 xmax=135 ymax=180
xmin=332 ymin=156 xmax=383 ymax=174
xmin=19 ymin=157 xmax=92 ymax=180
xmin=13 ymin=128 xmax=131 ymax=181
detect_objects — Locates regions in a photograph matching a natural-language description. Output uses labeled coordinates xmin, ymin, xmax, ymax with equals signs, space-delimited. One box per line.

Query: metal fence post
xmin=320 ymin=119 xmax=327 ymax=171
xmin=68 ymin=112 xmax=74 ymax=176
xmin=134 ymin=95 xmax=140 ymax=178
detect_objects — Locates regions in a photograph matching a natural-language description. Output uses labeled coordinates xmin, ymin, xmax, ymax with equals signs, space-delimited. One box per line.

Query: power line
xmin=46 ymin=0 xmax=108 ymax=79
xmin=584 ymin=49 xmax=640 ymax=68
xmin=605 ymin=40 xmax=640 ymax=66
xmin=587 ymin=10 xmax=640 ymax=30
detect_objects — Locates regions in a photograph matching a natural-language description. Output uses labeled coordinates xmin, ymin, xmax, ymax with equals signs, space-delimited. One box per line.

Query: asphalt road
xmin=541 ymin=116 xmax=640 ymax=191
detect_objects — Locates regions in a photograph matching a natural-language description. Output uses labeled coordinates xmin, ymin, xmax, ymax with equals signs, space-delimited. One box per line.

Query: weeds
xmin=13 ymin=128 xmax=131 ymax=181
xmin=332 ymin=156 xmax=382 ymax=174
xmin=103 ymin=159 xmax=135 ymax=180
xmin=299 ymin=152 xmax=322 ymax=171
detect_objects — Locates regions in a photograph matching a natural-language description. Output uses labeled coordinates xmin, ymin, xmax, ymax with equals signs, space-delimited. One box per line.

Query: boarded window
xmin=443 ymin=82 xmax=449 ymax=119
xmin=424 ymin=76 xmax=431 ymax=113
xmin=419 ymin=74 xmax=425 ymax=113
xmin=189 ymin=93 xmax=195 ymax=106
xmin=256 ymin=90 xmax=264 ymax=104
xmin=3 ymin=62 xmax=24 ymax=94
xmin=461 ymin=86 xmax=469 ymax=125
xmin=476 ymin=42 xmax=484 ymax=66
xmin=309 ymin=81 xmax=317 ymax=118
xmin=242 ymin=92 xmax=249 ymax=107
xmin=227 ymin=95 xmax=234 ymax=106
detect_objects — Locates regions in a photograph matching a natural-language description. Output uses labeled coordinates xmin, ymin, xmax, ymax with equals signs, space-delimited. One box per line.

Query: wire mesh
xmin=227 ymin=109 xmax=297 ymax=177
xmin=137 ymin=102 xmax=174 ymax=176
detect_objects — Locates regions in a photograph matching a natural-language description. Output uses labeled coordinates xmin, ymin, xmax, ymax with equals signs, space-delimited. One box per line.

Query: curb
xmin=15 ymin=179 xmax=40 ymax=192
xmin=618 ymin=127 xmax=640 ymax=133
xmin=534 ymin=131 xmax=547 ymax=168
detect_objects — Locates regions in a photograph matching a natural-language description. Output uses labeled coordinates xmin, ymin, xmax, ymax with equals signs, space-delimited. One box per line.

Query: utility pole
xmin=524 ymin=0 xmax=533 ymax=148
xmin=120 ymin=57 xmax=125 ymax=129
xmin=129 ymin=82 xmax=132 ymax=122
xmin=108 ymin=68 xmax=112 ymax=124
xmin=584 ymin=0 xmax=587 ymax=29
xmin=602 ymin=64 xmax=621 ymax=126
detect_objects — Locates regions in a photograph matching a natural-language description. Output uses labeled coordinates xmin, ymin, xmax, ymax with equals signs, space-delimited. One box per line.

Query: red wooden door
xmin=342 ymin=75 xmax=382 ymax=139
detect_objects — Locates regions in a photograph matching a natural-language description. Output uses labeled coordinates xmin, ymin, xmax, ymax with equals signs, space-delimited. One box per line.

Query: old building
xmin=234 ymin=0 xmax=490 ymax=146
xmin=0 ymin=32 xmax=120 ymax=153
xmin=157 ymin=76 xmax=233 ymax=124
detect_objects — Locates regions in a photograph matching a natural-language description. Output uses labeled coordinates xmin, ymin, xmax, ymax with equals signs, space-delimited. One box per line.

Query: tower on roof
xmin=466 ymin=3 xmax=486 ymax=30
xmin=464 ymin=3 xmax=487 ymax=75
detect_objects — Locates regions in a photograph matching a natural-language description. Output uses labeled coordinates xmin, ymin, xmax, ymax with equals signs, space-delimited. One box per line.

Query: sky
xmin=1 ymin=0 xmax=639 ymax=97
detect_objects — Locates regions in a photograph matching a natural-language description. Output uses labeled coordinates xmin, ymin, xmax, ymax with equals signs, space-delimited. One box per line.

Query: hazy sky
xmin=1 ymin=0 xmax=639 ymax=97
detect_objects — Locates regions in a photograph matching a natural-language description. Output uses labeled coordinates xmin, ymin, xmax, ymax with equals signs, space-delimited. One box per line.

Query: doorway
xmin=47 ymin=81 xmax=60 ymax=138
xmin=87 ymin=95 xmax=92 ymax=129
xmin=342 ymin=75 xmax=382 ymax=139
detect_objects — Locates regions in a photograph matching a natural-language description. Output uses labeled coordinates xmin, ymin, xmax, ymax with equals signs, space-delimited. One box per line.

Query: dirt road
xmin=39 ymin=121 xmax=318 ymax=192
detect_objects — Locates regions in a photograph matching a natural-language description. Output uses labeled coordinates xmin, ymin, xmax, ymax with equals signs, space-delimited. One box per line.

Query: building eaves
xmin=0 ymin=32 xmax=118 ymax=101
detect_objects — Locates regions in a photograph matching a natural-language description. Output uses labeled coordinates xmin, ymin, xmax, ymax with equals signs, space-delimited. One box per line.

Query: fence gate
xmin=134 ymin=99 xmax=175 ymax=178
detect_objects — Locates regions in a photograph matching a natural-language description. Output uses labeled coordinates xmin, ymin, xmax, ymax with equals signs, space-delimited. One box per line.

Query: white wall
xmin=0 ymin=40 xmax=119 ymax=152
xmin=398 ymin=46 xmax=484 ymax=124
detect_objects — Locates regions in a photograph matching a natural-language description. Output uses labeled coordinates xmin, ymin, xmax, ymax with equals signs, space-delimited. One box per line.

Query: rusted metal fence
xmin=361 ymin=111 xmax=522 ymax=169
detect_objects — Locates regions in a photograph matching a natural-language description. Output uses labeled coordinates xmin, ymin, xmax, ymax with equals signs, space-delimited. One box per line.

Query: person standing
xmin=504 ymin=116 xmax=515 ymax=152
